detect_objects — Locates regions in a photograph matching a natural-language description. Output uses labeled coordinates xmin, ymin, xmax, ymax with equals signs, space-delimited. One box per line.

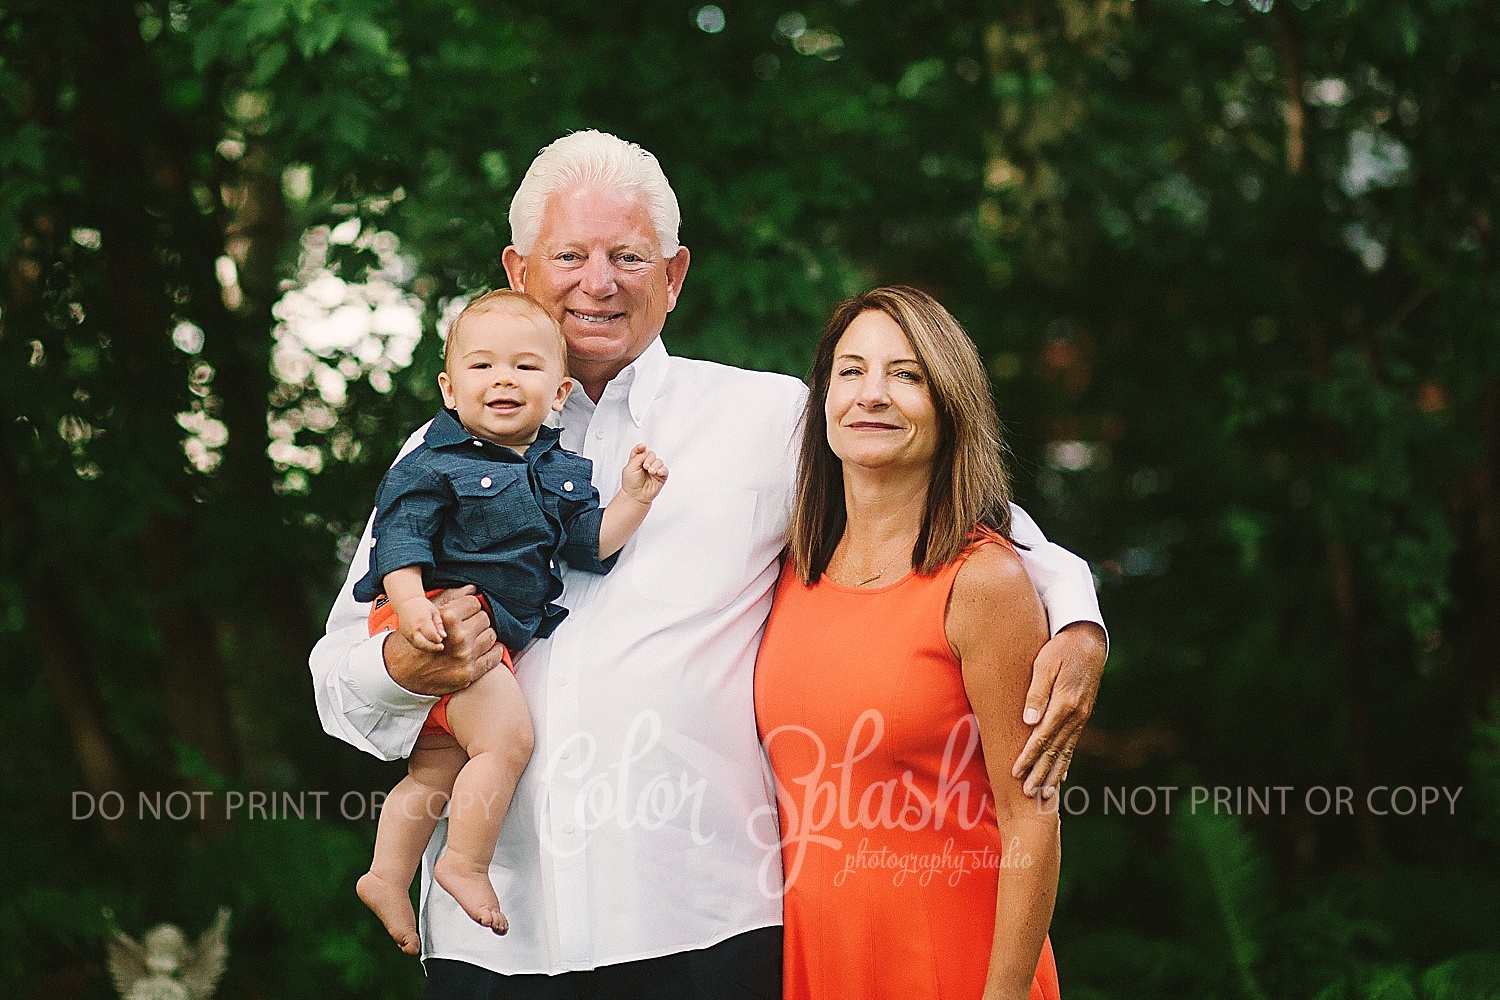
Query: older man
xmin=310 ymin=131 xmax=1107 ymax=997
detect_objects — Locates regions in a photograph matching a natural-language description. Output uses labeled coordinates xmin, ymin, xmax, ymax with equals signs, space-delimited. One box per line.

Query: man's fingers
xmin=1020 ymin=713 xmax=1081 ymax=796
xmin=437 ymin=593 xmax=485 ymax=628
xmin=1021 ymin=640 xmax=1063 ymax=727
xmin=468 ymin=641 xmax=507 ymax=684
xmin=1038 ymin=735 xmax=1077 ymax=799
xmin=431 ymin=585 xmax=478 ymax=608
xmin=1014 ymin=666 xmax=1065 ymax=779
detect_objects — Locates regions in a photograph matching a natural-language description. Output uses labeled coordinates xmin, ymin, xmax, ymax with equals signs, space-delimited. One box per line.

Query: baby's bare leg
xmin=357 ymin=733 xmax=467 ymax=954
xmin=432 ymin=663 xmax=534 ymax=935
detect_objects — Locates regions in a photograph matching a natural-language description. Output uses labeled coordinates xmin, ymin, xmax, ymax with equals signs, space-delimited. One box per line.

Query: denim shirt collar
xmin=424 ymin=407 xmax=561 ymax=463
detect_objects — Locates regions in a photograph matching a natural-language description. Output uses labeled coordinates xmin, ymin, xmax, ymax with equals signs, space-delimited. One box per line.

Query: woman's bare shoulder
xmin=947 ymin=541 xmax=1046 ymax=652
xmin=953 ymin=541 xmax=1037 ymax=602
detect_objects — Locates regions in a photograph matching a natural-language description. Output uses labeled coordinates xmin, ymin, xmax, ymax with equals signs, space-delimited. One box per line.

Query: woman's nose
xmin=856 ymin=374 xmax=890 ymax=407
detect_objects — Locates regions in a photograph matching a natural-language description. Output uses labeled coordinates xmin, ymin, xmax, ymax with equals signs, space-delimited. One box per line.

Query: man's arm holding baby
xmin=310 ymin=423 xmax=504 ymax=761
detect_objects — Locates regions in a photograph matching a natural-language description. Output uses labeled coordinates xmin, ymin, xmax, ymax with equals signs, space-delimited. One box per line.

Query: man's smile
xmin=567 ymin=309 xmax=625 ymax=325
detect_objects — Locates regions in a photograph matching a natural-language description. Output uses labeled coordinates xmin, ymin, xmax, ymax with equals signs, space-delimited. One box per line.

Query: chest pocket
xmin=537 ymin=471 xmax=589 ymax=524
xmin=450 ymin=466 xmax=537 ymax=543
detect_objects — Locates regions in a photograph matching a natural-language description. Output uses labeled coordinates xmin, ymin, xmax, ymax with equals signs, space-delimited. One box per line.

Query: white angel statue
xmin=103 ymin=907 xmax=230 ymax=1000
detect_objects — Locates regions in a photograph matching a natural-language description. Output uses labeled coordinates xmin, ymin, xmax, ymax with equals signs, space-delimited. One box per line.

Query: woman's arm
xmin=947 ymin=543 xmax=1060 ymax=1000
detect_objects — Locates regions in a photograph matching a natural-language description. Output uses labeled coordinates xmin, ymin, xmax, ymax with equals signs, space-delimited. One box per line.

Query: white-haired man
xmin=311 ymin=131 xmax=1107 ymax=997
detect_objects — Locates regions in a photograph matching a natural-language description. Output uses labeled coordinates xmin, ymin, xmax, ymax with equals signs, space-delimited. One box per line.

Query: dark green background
xmin=3 ymin=0 xmax=1499 ymax=996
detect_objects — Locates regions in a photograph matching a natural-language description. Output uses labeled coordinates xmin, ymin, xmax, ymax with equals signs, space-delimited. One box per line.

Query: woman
xmin=755 ymin=286 xmax=1061 ymax=1000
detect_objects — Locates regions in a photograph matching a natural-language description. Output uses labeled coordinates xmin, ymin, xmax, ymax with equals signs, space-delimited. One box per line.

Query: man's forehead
xmin=536 ymin=185 xmax=659 ymax=248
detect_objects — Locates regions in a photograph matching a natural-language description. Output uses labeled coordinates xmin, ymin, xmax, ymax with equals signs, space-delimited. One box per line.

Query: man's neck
xmin=570 ymin=356 xmax=637 ymax=403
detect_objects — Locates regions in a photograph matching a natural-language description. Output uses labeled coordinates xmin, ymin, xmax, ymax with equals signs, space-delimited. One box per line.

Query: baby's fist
xmin=621 ymin=444 xmax=669 ymax=504
xmin=401 ymin=600 xmax=447 ymax=652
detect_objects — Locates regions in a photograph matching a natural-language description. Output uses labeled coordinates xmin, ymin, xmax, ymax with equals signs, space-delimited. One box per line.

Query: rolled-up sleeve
xmin=558 ymin=494 xmax=618 ymax=575
xmin=1008 ymin=501 xmax=1108 ymax=649
xmin=309 ymin=425 xmax=438 ymax=761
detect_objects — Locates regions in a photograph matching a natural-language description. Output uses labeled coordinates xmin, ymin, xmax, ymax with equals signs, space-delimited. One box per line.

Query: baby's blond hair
xmin=443 ymin=289 xmax=567 ymax=375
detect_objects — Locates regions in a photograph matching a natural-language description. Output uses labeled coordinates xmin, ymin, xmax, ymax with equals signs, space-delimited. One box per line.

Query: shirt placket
xmin=545 ymin=378 xmax=630 ymax=967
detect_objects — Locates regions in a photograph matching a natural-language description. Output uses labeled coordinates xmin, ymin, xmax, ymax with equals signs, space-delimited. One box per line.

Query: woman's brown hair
xmin=788 ymin=285 xmax=1015 ymax=584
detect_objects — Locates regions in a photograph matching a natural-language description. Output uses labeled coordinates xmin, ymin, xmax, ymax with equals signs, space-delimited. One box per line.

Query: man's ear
xmin=663 ymin=246 xmax=690 ymax=313
xmin=553 ymin=377 xmax=575 ymax=412
xmin=502 ymin=246 xmax=527 ymax=292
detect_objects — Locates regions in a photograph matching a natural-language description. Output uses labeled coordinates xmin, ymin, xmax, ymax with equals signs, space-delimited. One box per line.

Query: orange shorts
xmin=367 ymin=588 xmax=513 ymax=738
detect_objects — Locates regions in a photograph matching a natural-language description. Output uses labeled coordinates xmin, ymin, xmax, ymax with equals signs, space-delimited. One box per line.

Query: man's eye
xmin=558 ymin=252 xmax=581 ymax=263
xmin=618 ymin=253 xmax=642 ymax=264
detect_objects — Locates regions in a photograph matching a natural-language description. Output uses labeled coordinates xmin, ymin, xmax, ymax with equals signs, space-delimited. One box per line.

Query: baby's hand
xmin=621 ymin=444 xmax=668 ymax=505
xmin=398 ymin=597 xmax=447 ymax=652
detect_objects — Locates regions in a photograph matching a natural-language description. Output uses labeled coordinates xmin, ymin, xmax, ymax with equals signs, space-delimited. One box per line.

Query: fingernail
xmin=1043 ymin=785 xmax=1057 ymax=799
xmin=1024 ymin=708 xmax=1041 ymax=725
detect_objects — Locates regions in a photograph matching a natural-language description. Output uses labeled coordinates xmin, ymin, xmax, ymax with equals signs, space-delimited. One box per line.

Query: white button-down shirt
xmin=309 ymin=336 xmax=1103 ymax=975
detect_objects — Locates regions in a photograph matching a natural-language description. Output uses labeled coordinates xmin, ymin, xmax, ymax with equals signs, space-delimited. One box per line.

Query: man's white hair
xmin=509 ymin=130 xmax=681 ymax=259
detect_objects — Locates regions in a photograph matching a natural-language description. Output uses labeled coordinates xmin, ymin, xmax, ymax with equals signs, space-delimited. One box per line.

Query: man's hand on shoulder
xmin=1011 ymin=621 xmax=1106 ymax=799
xmin=382 ymin=586 xmax=504 ymax=696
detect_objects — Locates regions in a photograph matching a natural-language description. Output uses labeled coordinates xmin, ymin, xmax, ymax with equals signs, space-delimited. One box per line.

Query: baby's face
xmin=438 ymin=310 xmax=572 ymax=451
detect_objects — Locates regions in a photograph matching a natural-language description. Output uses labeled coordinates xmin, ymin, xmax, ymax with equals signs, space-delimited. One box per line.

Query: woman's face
xmin=824 ymin=310 xmax=940 ymax=475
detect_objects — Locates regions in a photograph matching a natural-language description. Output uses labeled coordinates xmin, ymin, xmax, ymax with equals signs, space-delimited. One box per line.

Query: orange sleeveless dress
xmin=754 ymin=538 xmax=1061 ymax=1000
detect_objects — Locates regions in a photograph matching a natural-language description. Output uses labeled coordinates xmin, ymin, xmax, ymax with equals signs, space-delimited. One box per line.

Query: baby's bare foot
xmin=357 ymin=871 xmax=421 ymax=955
xmin=434 ymin=852 xmax=509 ymax=935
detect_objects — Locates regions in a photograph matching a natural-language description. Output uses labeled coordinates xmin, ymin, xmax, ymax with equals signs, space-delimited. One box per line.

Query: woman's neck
xmin=837 ymin=465 xmax=928 ymax=561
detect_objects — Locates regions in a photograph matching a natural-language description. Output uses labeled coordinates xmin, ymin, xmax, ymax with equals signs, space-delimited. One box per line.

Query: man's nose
xmin=578 ymin=255 xmax=618 ymax=297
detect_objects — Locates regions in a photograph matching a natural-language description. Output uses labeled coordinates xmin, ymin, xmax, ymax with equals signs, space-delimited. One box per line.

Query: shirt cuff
xmin=347 ymin=632 xmax=439 ymax=751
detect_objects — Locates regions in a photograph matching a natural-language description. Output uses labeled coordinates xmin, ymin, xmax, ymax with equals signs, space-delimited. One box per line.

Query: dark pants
xmin=421 ymin=926 xmax=782 ymax=1000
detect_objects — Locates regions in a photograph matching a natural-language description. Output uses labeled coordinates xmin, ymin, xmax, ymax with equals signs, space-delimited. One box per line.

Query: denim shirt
xmin=353 ymin=408 xmax=616 ymax=651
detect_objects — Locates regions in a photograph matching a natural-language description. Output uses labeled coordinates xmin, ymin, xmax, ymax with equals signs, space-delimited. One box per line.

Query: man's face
xmin=503 ymin=185 xmax=690 ymax=391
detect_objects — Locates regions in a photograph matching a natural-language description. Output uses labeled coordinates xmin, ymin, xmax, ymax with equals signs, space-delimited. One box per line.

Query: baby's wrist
xmin=620 ymin=488 xmax=655 ymax=507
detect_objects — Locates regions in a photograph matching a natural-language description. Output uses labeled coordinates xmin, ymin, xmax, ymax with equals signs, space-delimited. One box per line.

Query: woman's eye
xmin=894 ymin=369 xmax=922 ymax=382
xmin=838 ymin=368 xmax=861 ymax=377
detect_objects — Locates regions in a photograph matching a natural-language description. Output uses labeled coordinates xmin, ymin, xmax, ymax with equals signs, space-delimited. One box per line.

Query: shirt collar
xmin=622 ymin=336 xmax=670 ymax=427
xmin=425 ymin=407 xmax=560 ymax=461
xmin=557 ymin=337 xmax=670 ymax=430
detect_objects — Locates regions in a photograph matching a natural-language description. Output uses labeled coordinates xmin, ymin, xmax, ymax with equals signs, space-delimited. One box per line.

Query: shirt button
xmin=557 ymin=675 xmax=569 ymax=687
xmin=562 ymin=480 xmax=574 ymax=492
xmin=472 ymin=439 xmax=483 ymax=447
xmin=594 ymin=429 xmax=604 ymax=439
xmin=480 ymin=476 xmax=492 ymax=488
xmin=563 ymin=822 xmax=576 ymax=834
xmin=561 ymin=749 xmax=571 ymax=760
